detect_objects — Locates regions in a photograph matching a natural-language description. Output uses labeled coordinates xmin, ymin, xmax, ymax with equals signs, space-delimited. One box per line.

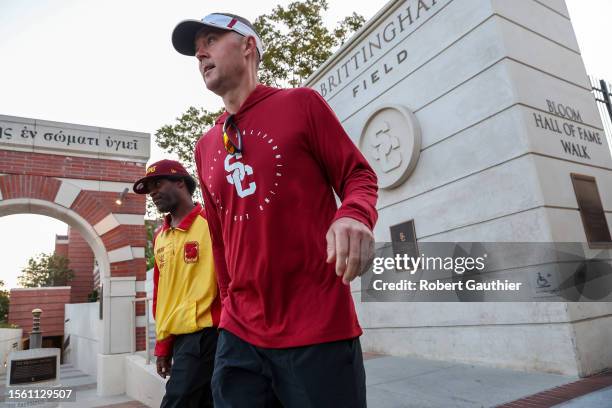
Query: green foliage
xmin=18 ymin=253 xmax=75 ymax=288
xmin=151 ymin=107 xmax=223 ymax=217
xmin=254 ymin=0 xmax=365 ymax=87
xmin=146 ymin=198 xmax=161 ymax=221
xmin=155 ymin=107 xmax=225 ymax=175
xmin=0 ymin=280 xmax=9 ymax=323
xmin=145 ymin=220 xmax=162 ymax=270
xmin=87 ymin=289 xmax=99 ymax=303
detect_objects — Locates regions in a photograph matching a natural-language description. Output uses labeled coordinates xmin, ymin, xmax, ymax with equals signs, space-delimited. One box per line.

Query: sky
xmin=0 ymin=0 xmax=611 ymax=290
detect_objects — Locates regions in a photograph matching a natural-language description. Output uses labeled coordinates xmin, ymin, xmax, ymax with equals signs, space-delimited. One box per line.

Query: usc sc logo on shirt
xmin=206 ymin=127 xmax=285 ymax=223
xmin=225 ymin=154 xmax=256 ymax=198
xmin=184 ymin=241 xmax=199 ymax=263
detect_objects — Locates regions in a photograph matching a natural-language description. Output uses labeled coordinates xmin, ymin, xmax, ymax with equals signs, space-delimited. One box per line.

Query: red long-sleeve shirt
xmin=194 ymin=85 xmax=378 ymax=348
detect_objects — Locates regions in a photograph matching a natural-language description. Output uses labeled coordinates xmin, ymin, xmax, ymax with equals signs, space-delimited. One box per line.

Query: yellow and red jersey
xmin=153 ymin=203 xmax=221 ymax=356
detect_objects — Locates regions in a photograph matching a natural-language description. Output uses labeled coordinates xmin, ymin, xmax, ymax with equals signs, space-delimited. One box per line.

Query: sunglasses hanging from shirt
xmin=222 ymin=114 xmax=243 ymax=155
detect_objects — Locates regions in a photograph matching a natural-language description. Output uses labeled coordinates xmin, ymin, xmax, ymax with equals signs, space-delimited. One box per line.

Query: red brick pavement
xmin=363 ymin=352 xmax=386 ymax=361
xmin=497 ymin=369 xmax=612 ymax=407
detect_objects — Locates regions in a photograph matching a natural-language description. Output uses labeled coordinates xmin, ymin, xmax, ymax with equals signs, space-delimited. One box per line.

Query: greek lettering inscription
xmin=0 ymin=127 xmax=13 ymax=140
xmin=0 ymin=117 xmax=146 ymax=161
xmin=21 ymin=126 xmax=37 ymax=139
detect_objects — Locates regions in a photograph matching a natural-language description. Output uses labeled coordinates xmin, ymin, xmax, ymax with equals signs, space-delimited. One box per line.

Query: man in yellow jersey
xmin=133 ymin=159 xmax=221 ymax=408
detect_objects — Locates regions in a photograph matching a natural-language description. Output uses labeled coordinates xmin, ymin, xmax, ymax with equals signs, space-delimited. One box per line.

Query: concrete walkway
xmin=363 ymin=354 xmax=579 ymax=407
xmin=2 ymin=357 xmax=610 ymax=407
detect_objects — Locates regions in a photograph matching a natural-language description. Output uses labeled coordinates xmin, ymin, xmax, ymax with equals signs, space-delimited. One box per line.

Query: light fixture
xmin=116 ymin=188 xmax=129 ymax=205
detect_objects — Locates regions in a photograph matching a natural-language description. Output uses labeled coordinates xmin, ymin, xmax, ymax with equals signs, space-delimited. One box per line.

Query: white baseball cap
xmin=172 ymin=13 xmax=264 ymax=59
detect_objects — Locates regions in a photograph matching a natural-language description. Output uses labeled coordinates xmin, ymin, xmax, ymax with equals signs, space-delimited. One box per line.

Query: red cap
xmin=133 ymin=159 xmax=192 ymax=194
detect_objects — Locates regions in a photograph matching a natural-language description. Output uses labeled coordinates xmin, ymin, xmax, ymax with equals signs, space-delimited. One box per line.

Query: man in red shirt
xmin=172 ymin=12 xmax=378 ymax=407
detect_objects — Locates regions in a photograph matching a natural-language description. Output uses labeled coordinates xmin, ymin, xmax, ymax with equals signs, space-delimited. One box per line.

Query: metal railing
xmin=131 ymin=297 xmax=152 ymax=365
xmin=590 ymin=76 xmax=612 ymax=157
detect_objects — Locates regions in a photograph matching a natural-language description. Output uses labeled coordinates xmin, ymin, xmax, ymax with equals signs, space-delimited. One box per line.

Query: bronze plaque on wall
xmin=571 ymin=173 xmax=612 ymax=248
xmin=9 ymin=356 xmax=57 ymax=385
xmin=390 ymin=220 xmax=418 ymax=259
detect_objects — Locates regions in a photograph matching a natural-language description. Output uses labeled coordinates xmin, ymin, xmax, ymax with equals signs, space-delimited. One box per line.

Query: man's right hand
xmin=156 ymin=355 xmax=172 ymax=378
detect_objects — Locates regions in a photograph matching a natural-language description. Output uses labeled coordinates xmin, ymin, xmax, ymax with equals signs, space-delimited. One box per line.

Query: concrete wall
xmin=125 ymin=354 xmax=166 ymax=407
xmin=306 ymin=0 xmax=612 ymax=376
xmin=145 ymin=268 xmax=155 ymax=324
xmin=308 ymin=0 xmax=611 ymax=238
xmin=64 ymin=302 xmax=102 ymax=376
xmin=0 ymin=328 xmax=23 ymax=375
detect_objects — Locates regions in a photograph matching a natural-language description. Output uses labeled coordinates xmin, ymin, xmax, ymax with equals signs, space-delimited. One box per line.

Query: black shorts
xmin=212 ymin=329 xmax=367 ymax=408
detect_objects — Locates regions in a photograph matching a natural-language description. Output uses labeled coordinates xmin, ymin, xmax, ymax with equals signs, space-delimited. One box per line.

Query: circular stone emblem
xmin=359 ymin=105 xmax=421 ymax=189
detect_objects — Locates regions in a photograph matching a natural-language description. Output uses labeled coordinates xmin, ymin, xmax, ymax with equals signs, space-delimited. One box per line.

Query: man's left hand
xmin=326 ymin=217 xmax=374 ymax=285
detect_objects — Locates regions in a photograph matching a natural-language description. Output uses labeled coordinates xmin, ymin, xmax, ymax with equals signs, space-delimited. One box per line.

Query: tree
xmin=148 ymin=107 xmax=224 ymax=219
xmin=18 ymin=253 xmax=75 ymax=288
xmin=153 ymin=0 xmax=364 ymax=177
xmin=87 ymin=289 xmax=99 ymax=302
xmin=0 ymin=280 xmax=9 ymax=323
xmin=145 ymin=219 xmax=163 ymax=270
xmin=254 ymin=0 xmax=365 ymax=88
xmin=155 ymin=106 xmax=224 ymax=182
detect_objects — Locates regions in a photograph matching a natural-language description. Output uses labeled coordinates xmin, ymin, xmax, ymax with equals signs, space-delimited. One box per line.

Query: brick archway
xmin=0 ymin=174 xmax=146 ymax=282
xmin=0 ymin=114 xmax=150 ymax=395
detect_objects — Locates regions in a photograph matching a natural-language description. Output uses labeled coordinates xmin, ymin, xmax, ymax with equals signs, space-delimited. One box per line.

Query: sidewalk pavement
xmin=555 ymin=386 xmax=612 ymax=407
xmin=2 ymin=355 xmax=610 ymax=407
xmin=363 ymin=353 xmax=612 ymax=407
